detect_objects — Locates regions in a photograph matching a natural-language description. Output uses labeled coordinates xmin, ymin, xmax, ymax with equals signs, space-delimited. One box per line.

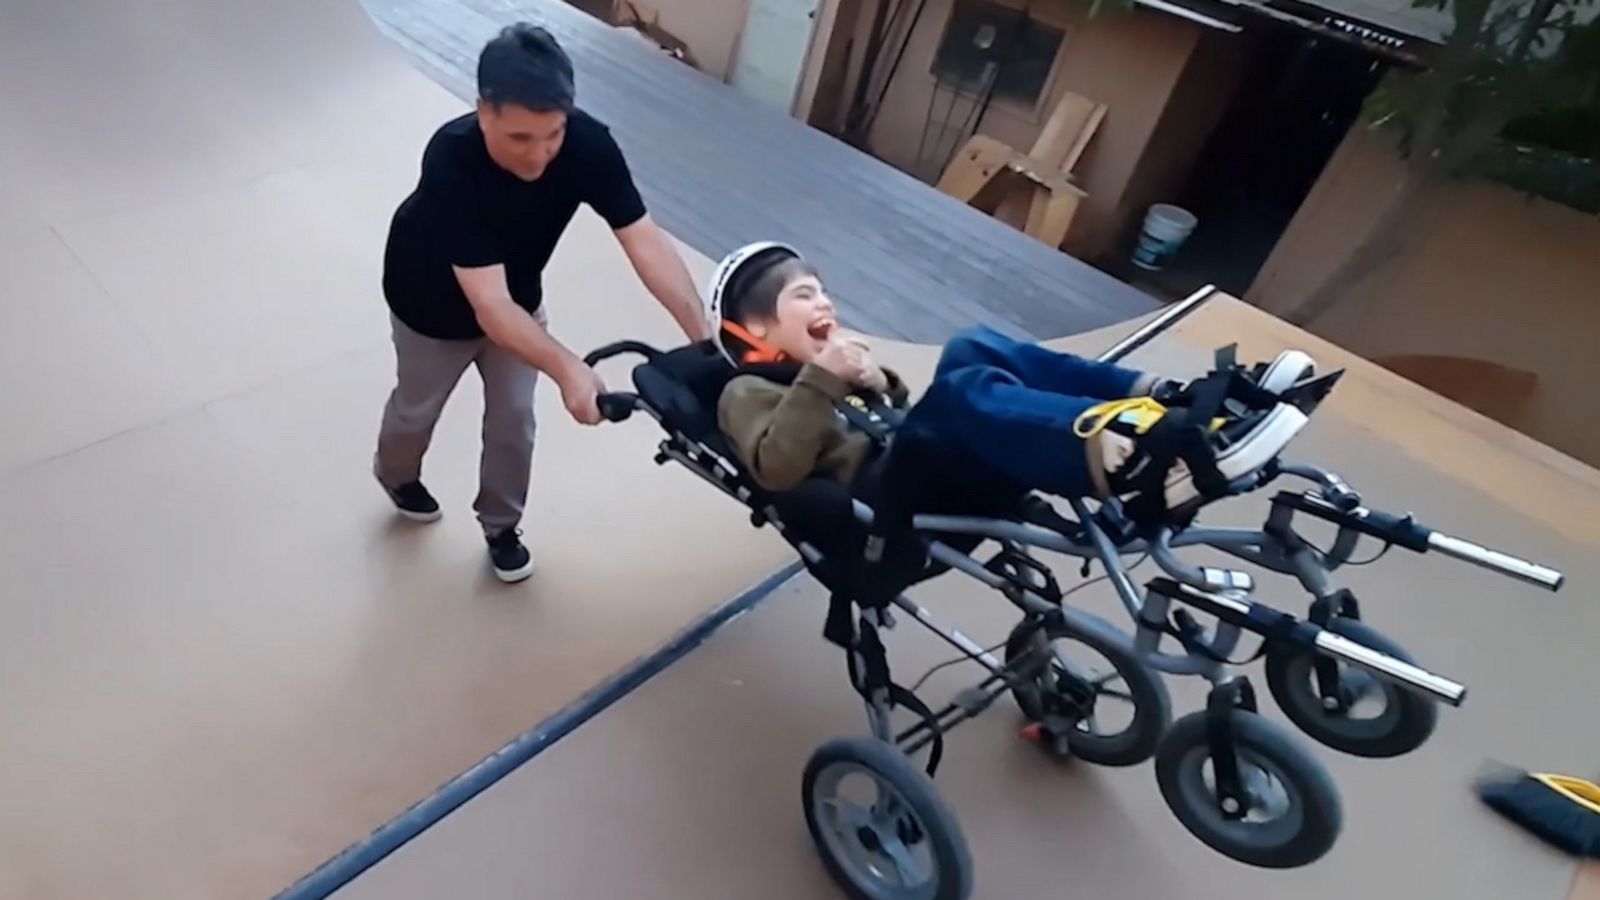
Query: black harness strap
xmin=823 ymin=591 xmax=855 ymax=648
xmin=1122 ymin=371 xmax=1229 ymax=528
xmin=728 ymin=360 xmax=905 ymax=448
xmin=847 ymin=616 xmax=945 ymax=777
xmin=833 ymin=393 xmax=903 ymax=446
xmin=1122 ymin=346 xmax=1285 ymax=530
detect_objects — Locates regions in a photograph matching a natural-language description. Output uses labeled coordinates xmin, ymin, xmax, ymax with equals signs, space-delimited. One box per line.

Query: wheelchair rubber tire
xmin=1155 ymin=708 xmax=1342 ymax=869
xmin=1003 ymin=617 xmax=1171 ymax=766
xmin=802 ymin=737 xmax=973 ymax=900
xmin=1263 ymin=617 xmax=1438 ymax=759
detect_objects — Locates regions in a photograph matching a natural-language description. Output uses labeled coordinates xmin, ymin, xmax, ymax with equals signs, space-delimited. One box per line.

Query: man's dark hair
xmin=477 ymin=23 xmax=576 ymax=113
xmin=725 ymin=253 xmax=819 ymax=325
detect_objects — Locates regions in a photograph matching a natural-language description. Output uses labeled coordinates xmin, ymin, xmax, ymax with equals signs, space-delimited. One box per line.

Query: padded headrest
xmin=632 ymin=341 xmax=737 ymax=442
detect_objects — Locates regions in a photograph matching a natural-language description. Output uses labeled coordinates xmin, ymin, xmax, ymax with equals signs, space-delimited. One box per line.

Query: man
xmin=374 ymin=23 xmax=708 ymax=583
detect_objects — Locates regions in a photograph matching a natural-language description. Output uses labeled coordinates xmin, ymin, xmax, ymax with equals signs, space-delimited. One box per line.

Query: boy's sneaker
xmin=486 ymin=528 xmax=535 ymax=583
xmin=379 ymin=477 xmax=442 ymax=523
xmin=1147 ymin=350 xmax=1321 ymax=409
xmin=1256 ymin=350 xmax=1318 ymax=395
xmin=1079 ymin=396 xmax=1308 ymax=519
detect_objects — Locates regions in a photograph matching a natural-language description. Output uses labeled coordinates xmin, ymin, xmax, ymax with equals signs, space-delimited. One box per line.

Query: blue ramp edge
xmin=273 ymin=560 xmax=805 ymax=900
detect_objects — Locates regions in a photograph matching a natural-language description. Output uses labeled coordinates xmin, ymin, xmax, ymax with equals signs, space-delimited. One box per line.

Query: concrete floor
xmin=0 ymin=2 xmax=791 ymax=897
xmin=335 ymin=305 xmax=1600 ymax=900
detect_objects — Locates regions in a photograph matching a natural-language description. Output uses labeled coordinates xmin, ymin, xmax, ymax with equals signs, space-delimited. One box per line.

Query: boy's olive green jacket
xmin=717 ymin=361 xmax=910 ymax=493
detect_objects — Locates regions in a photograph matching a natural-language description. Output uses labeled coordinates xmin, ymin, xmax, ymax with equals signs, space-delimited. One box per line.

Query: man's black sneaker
xmin=486 ymin=528 xmax=535 ymax=583
xmin=379 ymin=477 xmax=442 ymax=523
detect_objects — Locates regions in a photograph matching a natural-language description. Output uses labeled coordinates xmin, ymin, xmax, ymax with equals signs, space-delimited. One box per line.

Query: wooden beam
xmin=938 ymin=133 xmax=1088 ymax=248
xmin=1024 ymin=183 xmax=1084 ymax=247
xmin=936 ymin=135 xmax=1014 ymax=204
xmin=1029 ymin=90 xmax=1107 ymax=175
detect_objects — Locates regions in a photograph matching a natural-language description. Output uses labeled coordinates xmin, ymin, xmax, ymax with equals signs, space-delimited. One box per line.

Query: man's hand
xmin=453 ymin=264 xmax=610 ymax=424
xmin=556 ymin=361 xmax=608 ymax=426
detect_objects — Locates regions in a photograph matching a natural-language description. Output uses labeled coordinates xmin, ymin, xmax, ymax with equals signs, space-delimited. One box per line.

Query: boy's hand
xmin=816 ymin=335 xmax=890 ymax=393
xmin=814 ymin=335 xmax=872 ymax=386
xmin=847 ymin=337 xmax=891 ymax=394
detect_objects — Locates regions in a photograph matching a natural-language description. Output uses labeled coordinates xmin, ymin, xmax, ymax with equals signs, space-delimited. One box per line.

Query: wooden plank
xmin=1028 ymin=91 xmax=1106 ymax=174
xmin=936 ymin=135 xmax=1012 ymax=203
xmin=992 ymin=178 xmax=1033 ymax=231
xmin=1005 ymin=152 xmax=1079 ymax=194
xmin=941 ymin=132 xmax=1085 ymax=245
xmin=1058 ymin=103 xmax=1107 ymax=176
xmin=1023 ymin=184 xmax=1083 ymax=248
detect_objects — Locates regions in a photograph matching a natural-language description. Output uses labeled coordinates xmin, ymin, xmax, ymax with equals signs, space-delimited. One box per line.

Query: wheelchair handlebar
xmin=1272 ymin=473 xmax=1565 ymax=592
xmin=583 ymin=341 xmax=662 ymax=368
xmin=1425 ymin=531 xmax=1565 ymax=591
xmin=1153 ymin=579 xmax=1469 ymax=706
xmin=597 ymin=392 xmax=639 ymax=423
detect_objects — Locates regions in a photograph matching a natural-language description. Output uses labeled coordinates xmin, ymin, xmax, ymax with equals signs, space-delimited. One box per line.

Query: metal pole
xmin=1097 ymin=284 xmax=1217 ymax=364
xmin=1426 ymin=532 xmax=1565 ymax=591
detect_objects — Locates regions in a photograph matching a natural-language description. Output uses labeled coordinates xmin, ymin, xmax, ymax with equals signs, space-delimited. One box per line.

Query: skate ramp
xmin=332 ymin=298 xmax=1600 ymax=900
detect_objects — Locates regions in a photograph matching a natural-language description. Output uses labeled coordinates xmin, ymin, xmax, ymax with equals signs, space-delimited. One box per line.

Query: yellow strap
xmin=1072 ymin=397 xmax=1169 ymax=439
xmin=1532 ymin=773 xmax=1600 ymax=816
xmin=1072 ymin=396 xmax=1230 ymax=440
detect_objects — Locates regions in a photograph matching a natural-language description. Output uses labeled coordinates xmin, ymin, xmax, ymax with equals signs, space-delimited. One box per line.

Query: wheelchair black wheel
xmin=1003 ymin=616 xmax=1171 ymax=766
xmin=802 ymin=737 xmax=973 ymax=900
xmin=1264 ymin=617 xmax=1438 ymax=759
xmin=1155 ymin=708 xmax=1342 ymax=869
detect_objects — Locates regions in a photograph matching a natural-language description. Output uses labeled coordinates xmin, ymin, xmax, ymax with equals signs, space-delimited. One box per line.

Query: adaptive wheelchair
xmin=583 ymin=288 xmax=1565 ymax=900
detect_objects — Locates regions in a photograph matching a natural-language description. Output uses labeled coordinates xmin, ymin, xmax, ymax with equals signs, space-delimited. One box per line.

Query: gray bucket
xmin=1131 ymin=203 xmax=1198 ymax=271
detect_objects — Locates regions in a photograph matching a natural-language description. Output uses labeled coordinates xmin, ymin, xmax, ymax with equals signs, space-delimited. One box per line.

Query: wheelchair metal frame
xmin=586 ymin=284 xmax=1561 ymax=766
xmin=584 ymin=282 xmax=1576 ymax=894
xmin=625 ymin=400 xmax=1501 ymax=761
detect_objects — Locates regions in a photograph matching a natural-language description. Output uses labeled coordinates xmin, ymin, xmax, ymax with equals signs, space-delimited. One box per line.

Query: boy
xmin=706 ymin=242 xmax=1313 ymax=521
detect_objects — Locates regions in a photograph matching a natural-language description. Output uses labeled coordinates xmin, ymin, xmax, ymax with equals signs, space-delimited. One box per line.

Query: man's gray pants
xmin=374 ymin=311 xmax=542 ymax=535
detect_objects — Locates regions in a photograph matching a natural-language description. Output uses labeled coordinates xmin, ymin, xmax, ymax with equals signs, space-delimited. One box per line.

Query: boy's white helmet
xmin=705 ymin=240 xmax=801 ymax=362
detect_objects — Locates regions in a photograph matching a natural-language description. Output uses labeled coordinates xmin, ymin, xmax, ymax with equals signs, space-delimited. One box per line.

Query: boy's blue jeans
xmin=899 ymin=327 xmax=1148 ymax=498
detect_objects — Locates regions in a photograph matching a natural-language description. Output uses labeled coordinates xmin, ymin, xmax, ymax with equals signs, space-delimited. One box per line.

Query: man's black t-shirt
xmin=382 ymin=108 xmax=647 ymax=340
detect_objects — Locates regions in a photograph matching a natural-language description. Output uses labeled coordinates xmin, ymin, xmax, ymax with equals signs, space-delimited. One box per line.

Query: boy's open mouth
xmin=808 ymin=319 xmax=836 ymax=340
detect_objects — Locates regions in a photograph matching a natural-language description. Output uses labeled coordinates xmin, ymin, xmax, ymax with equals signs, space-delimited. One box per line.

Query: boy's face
xmin=745 ymin=273 xmax=838 ymax=363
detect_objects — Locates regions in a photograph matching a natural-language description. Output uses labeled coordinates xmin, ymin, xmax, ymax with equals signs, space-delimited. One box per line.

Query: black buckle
xmin=984 ymin=545 xmax=1063 ymax=603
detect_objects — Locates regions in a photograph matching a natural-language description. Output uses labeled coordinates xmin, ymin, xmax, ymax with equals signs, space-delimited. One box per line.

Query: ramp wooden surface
xmin=336 ymin=299 xmax=1600 ymax=900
